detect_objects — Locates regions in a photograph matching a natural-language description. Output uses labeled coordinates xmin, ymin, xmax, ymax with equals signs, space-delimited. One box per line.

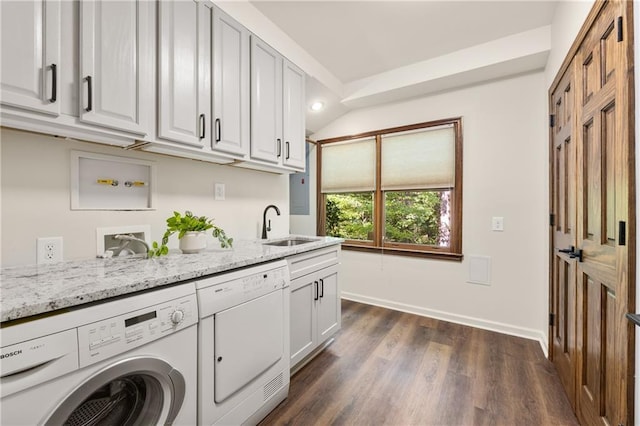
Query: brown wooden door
xmin=550 ymin=59 xmax=578 ymax=410
xmin=549 ymin=1 xmax=634 ymax=425
xmin=574 ymin=2 xmax=632 ymax=425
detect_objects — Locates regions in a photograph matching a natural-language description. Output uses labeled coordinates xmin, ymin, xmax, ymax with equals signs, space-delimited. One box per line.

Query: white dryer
xmin=196 ymin=260 xmax=290 ymax=425
xmin=0 ymin=283 xmax=198 ymax=425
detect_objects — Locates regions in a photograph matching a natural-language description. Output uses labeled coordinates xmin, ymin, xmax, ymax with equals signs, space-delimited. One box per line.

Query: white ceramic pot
xmin=179 ymin=231 xmax=207 ymax=254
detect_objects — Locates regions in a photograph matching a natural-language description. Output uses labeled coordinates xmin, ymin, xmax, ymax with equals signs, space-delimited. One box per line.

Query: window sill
xmin=341 ymin=243 xmax=463 ymax=261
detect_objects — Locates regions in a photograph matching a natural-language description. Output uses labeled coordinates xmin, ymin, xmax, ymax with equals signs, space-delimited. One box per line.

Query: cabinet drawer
xmin=287 ymin=246 xmax=340 ymax=280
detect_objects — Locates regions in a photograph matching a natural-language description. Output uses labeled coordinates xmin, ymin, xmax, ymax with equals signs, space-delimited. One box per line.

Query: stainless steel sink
xmin=263 ymin=237 xmax=319 ymax=247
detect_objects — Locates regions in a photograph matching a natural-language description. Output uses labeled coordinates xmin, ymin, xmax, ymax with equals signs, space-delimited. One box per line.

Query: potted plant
xmin=149 ymin=211 xmax=233 ymax=257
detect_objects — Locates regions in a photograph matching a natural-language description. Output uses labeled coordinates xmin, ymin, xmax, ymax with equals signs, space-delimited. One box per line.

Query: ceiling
xmin=249 ymin=1 xmax=559 ymax=134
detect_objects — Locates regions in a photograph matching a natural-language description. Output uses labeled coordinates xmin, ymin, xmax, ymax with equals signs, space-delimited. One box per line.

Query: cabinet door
xmin=158 ymin=0 xmax=209 ymax=147
xmin=79 ymin=0 xmax=150 ymax=135
xmin=317 ymin=265 xmax=340 ymax=341
xmin=1 ymin=0 xmax=60 ymax=115
xmin=282 ymin=59 xmax=306 ymax=170
xmin=212 ymin=7 xmax=249 ymax=157
xmin=250 ymin=36 xmax=282 ymax=163
xmin=290 ymin=276 xmax=316 ymax=366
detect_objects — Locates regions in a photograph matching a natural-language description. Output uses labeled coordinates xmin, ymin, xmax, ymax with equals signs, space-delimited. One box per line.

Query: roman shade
xmin=320 ymin=137 xmax=376 ymax=193
xmin=381 ymin=125 xmax=455 ymax=191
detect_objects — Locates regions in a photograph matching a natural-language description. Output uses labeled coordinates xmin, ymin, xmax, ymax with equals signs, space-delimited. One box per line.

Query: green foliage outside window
xmin=325 ymin=191 xmax=450 ymax=246
xmin=325 ymin=193 xmax=374 ymax=240
xmin=384 ymin=191 xmax=450 ymax=246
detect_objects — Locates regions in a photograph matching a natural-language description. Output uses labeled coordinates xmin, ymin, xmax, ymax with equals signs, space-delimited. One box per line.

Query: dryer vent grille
xmin=263 ymin=372 xmax=284 ymax=401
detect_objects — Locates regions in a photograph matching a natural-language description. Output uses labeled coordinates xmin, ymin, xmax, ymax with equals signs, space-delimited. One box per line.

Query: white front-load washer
xmin=0 ymin=282 xmax=198 ymax=426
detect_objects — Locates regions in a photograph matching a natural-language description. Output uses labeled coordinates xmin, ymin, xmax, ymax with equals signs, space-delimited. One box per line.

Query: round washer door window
xmin=45 ymin=357 xmax=185 ymax=426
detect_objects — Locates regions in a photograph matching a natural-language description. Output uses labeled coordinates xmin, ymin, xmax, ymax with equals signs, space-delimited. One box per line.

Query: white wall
xmin=305 ymin=71 xmax=549 ymax=347
xmin=290 ymin=0 xmax=599 ymax=355
xmin=1 ymin=128 xmax=290 ymax=266
xmin=544 ymin=0 xmax=593 ymax=86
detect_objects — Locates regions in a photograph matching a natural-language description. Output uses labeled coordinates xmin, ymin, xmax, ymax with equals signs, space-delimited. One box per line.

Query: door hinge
xmin=550 ymin=213 xmax=555 ymax=227
xmin=549 ymin=313 xmax=555 ymax=326
xmin=617 ymin=16 xmax=623 ymax=42
xmin=549 ymin=114 xmax=555 ymax=128
xmin=619 ymin=221 xmax=626 ymax=246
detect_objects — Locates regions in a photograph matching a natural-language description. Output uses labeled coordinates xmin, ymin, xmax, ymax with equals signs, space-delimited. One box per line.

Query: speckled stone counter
xmin=0 ymin=236 xmax=342 ymax=323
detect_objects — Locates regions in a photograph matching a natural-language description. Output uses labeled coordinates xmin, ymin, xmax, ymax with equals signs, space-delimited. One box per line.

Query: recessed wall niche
xmin=70 ymin=150 xmax=156 ymax=210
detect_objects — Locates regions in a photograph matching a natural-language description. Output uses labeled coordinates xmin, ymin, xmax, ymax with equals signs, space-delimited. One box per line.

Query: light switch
xmin=492 ymin=216 xmax=504 ymax=231
xmin=215 ymin=183 xmax=225 ymax=201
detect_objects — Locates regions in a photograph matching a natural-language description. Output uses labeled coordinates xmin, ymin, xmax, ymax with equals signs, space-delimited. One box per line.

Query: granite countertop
xmin=0 ymin=236 xmax=342 ymax=323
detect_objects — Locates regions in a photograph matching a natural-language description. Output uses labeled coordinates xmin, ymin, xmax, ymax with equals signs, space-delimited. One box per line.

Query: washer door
xmin=44 ymin=357 xmax=185 ymax=426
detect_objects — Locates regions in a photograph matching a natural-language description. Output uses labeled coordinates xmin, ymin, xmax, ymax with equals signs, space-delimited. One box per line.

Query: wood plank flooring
xmin=260 ymin=300 xmax=579 ymax=426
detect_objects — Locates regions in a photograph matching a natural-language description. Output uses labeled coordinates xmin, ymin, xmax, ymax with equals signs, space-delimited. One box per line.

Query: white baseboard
xmin=341 ymin=292 xmax=549 ymax=357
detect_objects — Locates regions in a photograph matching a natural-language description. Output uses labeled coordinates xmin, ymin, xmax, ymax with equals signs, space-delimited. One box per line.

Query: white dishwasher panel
xmin=214 ymin=289 xmax=284 ymax=403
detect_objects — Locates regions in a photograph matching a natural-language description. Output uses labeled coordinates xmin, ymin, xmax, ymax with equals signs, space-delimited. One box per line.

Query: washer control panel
xmin=77 ymin=292 xmax=197 ymax=368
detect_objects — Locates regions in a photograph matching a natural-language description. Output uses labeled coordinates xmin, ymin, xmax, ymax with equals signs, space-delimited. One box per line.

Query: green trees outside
xmin=325 ymin=193 xmax=374 ymax=240
xmin=325 ymin=191 xmax=450 ymax=246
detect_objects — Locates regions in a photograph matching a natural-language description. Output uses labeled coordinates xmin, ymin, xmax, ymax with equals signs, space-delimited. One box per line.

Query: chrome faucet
xmin=261 ymin=205 xmax=281 ymax=239
xmin=114 ymin=234 xmax=150 ymax=257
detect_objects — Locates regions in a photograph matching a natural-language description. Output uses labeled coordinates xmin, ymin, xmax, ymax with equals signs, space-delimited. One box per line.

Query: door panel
xmin=80 ymin=0 xmax=149 ymax=134
xmin=290 ymin=279 xmax=315 ymax=366
xmin=550 ymin=61 xmax=577 ymax=408
xmin=0 ymin=0 xmax=60 ymax=115
xmin=573 ymin=1 xmax=631 ymax=425
xmin=317 ymin=266 xmax=340 ymax=341
xmin=212 ymin=7 xmax=249 ymax=157
xmin=282 ymin=59 xmax=305 ymax=169
xmin=549 ymin=2 xmax=633 ymax=425
xmin=250 ymin=36 xmax=282 ymax=163
xmin=158 ymin=0 xmax=203 ymax=146
xmin=214 ymin=290 xmax=283 ymax=403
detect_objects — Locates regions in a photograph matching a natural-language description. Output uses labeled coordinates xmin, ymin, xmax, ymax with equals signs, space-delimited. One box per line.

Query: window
xmin=317 ymin=118 xmax=463 ymax=260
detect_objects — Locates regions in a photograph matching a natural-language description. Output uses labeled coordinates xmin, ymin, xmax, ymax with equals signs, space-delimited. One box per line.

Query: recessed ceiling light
xmin=310 ymin=101 xmax=324 ymax=111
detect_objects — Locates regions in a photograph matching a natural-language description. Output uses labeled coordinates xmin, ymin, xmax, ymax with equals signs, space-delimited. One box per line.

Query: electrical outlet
xmin=37 ymin=237 xmax=63 ymax=264
xmin=215 ymin=183 xmax=225 ymax=201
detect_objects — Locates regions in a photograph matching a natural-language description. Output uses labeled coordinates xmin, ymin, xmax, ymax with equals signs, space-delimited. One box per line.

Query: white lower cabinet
xmin=288 ymin=246 xmax=341 ymax=369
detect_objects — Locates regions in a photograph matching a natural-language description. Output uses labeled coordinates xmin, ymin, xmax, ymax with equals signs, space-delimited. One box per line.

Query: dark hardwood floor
xmin=261 ymin=299 xmax=579 ymax=426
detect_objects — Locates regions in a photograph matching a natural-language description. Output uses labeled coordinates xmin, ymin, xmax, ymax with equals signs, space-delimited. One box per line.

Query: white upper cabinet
xmin=212 ymin=7 xmax=249 ymax=157
xmin=1 ymin=0 xmax=61 ymax=115
xmin=157 ymin=0 xmax=211 ymax=148
xmin=282 ymin=60 xmax=305 ymax=170
xmin=250 ymin=36 xmax=283 ymax=164
xmin=0 ymin=1 xmax=306 ymax=172
xmin=79 ymin=0 xmax=152 ymax=135
xmin=250 ymin=35 xmax=305 ymax=171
